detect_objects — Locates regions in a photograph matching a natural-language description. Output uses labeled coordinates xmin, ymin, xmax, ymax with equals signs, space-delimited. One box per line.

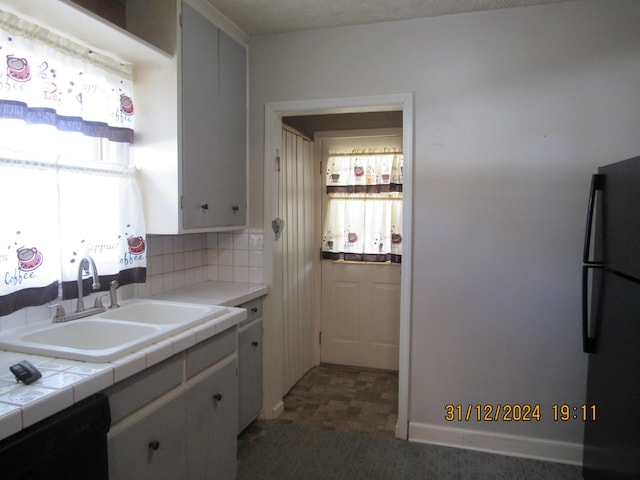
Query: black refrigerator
xmin=582 ymin=156 xmax=640 ymax=479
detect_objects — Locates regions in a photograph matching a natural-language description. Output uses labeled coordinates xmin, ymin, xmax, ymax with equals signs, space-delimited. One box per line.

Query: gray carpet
xmin=237 ymin=423 xmax=583 ymax=480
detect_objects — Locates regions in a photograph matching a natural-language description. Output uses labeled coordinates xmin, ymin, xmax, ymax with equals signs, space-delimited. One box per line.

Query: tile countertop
xmin=0 ymin=281 xmax=269 ymax=442
xmin=150 ymin=280 xmax=269 ymax=307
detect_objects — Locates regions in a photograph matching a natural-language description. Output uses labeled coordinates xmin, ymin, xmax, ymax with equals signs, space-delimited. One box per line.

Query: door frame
xmin=264 ymin=93 xmax=414 ymax=439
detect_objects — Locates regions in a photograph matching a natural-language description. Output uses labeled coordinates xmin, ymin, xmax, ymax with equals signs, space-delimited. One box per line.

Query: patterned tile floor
xmin=237 ymin=364 xmax=583 ymax=479
xmin=239 ymin=364 xmax=399 ymax=449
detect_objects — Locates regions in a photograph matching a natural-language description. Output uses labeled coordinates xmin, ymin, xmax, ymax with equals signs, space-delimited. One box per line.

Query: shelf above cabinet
xmin=0 ymin=0 xmax=174 ymax=66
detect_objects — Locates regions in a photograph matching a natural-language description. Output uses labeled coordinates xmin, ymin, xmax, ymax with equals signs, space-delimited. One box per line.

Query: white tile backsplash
xmin=233 ymin=266 xmax=249 ymax=283
xmin=233 ymin=232 xmax=249 ymax=250
xmin=206 ymin=232 xmax=218 ymax=249
xmin=144 ymin=229 xmax=265 ymax=294
xmin=233 ymin=249 xmax=249 ymax=267
xmin=218 ymin=265 xmax=234 ymax=281
xmin=249 ymin=250 xmax=264 ymax=268
xmin=249 ymin=231 xmax=264 ymax=251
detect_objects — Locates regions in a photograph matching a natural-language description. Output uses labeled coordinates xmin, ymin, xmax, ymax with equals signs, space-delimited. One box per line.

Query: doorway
xmin=263 ymin=94 xmax=413 ymax=439
xmin=318 ymin=129 xmax=402 ymax=371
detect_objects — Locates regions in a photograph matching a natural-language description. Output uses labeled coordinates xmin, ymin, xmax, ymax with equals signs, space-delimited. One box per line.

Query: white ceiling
xmin=204 ymin=0 xmax=578 ymax=36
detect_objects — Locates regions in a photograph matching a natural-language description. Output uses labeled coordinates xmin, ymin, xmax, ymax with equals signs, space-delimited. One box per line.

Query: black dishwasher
xmin=0 ymin=393 xmax=111 ymax=480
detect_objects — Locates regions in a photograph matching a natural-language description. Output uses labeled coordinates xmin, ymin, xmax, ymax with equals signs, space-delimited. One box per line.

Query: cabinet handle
xmin=232 ymin=205 xmax=239 ymax=212
xmin=251 ymin=341 xmax=259 ymax=347
xmin=201 ymin=203 xmax=209 ymax=211
xmin=213 ymin=393 xmax=223 ymax=402
xmin=148 ymin=440 xmax=160 ymax=451
xmin=251 ymin=307 xmax=258 ymax=313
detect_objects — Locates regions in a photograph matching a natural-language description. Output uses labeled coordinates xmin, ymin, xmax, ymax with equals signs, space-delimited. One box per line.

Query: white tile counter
xmin=151 ymin=280 xmax=269 ymax=307
xmin=0 ymin=281 xmax=268 ymax=442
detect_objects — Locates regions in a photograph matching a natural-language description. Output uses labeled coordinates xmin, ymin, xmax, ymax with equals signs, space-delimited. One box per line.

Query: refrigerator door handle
xmin=582 ymin=264 xmax=604 ymax=353
xmin=583 ymin=174 xmax=605 ymax=265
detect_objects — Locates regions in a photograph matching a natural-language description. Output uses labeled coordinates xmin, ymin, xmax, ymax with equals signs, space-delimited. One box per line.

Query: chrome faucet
xmin=76 ymin=255 xmax=100 ymax=312
xmin=49 ymin=255 xmax=106 ymax=323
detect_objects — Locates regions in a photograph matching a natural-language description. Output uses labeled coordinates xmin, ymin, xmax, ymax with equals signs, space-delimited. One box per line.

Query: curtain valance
xmin=326 ymin=153 xmax=403 ymax=193
xmin=0 ymin=10 xmax=135 ymax=143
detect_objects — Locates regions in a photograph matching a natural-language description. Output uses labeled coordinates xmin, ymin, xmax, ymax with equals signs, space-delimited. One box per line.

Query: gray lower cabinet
xmin=186 ymin=359 xmax=238 ymax=480
xmin=237 ymin=297 xmax=264 ymax=433
xmin=238 ymin=318 xmax=263 ymax=433
xmin=108 ymin=392 xmax=187 ymax=480
xmin=106 ymin=328 xmax=238 ymax=479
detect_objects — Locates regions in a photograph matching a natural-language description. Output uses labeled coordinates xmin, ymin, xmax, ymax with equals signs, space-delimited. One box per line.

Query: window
xmin=322 ymin=151 xmax=403 ymax=263
xmin=0 ymin=10 xmax=146 ymax=317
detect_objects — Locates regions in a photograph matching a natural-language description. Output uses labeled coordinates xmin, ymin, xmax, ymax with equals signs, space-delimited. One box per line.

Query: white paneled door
xmin=279 ymin=126 xmax=319 ymax=393
xmin=321 ymin=259 xmax=401 ymax=370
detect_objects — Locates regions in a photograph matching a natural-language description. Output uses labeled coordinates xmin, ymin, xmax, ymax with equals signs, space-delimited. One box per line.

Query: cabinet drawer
xmin=107 ymin=355 xmax=183 ymax=424
xmin=238 ymin=297 xmax=262 ymax=327
xmin=186 ymin=327 xmax=236 ymax=379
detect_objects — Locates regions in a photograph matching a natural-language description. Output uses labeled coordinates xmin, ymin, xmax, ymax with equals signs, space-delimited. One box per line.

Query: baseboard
xmin=408 ymin=422 xmax=582 ymax=466
xmin=260 ymin=399 xmax=284 ymax=420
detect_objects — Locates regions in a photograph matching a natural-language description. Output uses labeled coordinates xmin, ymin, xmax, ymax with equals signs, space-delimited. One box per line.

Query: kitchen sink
xmin=0 ymin=299 xmax=229 ymax=363
xmin=99 ymin=301 xmax=226 ymax=325
xmin=17 ymin=319 xmax=161 ymax=354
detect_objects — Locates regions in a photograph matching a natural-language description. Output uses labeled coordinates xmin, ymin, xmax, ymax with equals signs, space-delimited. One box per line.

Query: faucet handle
xmin=47 ymin=304 xmax=66 ymax=323
xmin=109 ymin=280 xmax=120 ymax=309
xmin=94 ymin=294 xmax=108 ymax=309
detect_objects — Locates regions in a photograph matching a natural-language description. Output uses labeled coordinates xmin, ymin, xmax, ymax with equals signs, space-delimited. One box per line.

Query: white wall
xmin=249 ymin=0 xmax=640 ymax=462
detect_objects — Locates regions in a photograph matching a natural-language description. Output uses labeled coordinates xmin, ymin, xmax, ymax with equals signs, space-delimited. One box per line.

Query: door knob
xmin=148 ymin=440 xmax=160 ymax=450
xmin=213 ymin=393 xmax=223 ymax=402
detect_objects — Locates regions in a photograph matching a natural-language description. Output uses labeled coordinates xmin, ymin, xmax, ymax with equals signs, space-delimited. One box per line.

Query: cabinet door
xmin=108 ymin=394 xmax=187 ymax=480
xmin=181 ymin=2 xmax=246 ymax=229
xmin=185 ymin=360 xmax=238 ymax=480
xmin=217 ymin=29 xmax=247 ymax=226
xmin=238 ymin=319 xmax=263 ymax=433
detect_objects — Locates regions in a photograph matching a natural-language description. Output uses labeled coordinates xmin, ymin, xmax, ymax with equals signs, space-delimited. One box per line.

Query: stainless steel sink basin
xmin=0 ymin=299 xmax=230 ymax=362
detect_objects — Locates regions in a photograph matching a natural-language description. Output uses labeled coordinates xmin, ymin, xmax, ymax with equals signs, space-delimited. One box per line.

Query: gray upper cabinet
xmin=181 ymin=2 xmax=247 ymax=230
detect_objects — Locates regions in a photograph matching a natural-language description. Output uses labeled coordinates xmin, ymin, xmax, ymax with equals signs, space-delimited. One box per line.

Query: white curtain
xmin=326 ymin=153 xmax=403 ymax=193
xmin=322 ymin=152 xmax=403 ymax=263
xmin=0 ymin=162 xmax=60 ymax=315
xmin=0 ymin=10 xmax=135 ymax=143
xmin=322 ymin=194 xmax=402 ymax=262
xmin=58 ymin=168 xmax=146 ymax=299
xmin=0 ymin=10 xmax=144 ymax=316
xmin=0 ymin=158 xmax=147 ymax=314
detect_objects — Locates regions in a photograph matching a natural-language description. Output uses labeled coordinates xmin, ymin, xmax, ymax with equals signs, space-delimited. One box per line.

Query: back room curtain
xmin=322 ymin=152 xmax=403 ymax=263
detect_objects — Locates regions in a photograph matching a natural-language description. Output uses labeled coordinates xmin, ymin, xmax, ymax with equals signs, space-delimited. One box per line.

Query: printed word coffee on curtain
xmin=0 ymin=11 xmax=135 ymax=143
